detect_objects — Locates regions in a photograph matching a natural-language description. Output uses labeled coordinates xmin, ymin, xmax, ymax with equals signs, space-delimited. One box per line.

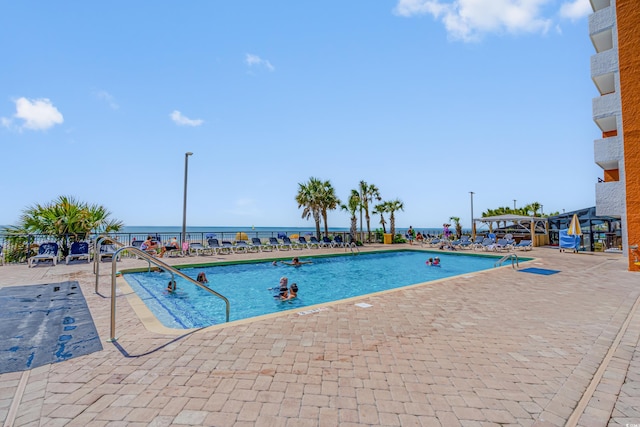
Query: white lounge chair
xmin=66 ymin=241 xmax=91 ymax=264
xmin=29 ymin=242 xmax=59 ymax=267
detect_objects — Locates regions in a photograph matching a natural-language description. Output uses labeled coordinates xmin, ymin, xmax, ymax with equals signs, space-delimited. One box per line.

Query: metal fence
xmin=0 ymin=230 xmax=365 ymax=264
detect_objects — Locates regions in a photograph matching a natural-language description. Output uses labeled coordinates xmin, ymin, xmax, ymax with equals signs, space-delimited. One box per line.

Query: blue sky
xmin=0 ymin=0 xmax=598 ymax=230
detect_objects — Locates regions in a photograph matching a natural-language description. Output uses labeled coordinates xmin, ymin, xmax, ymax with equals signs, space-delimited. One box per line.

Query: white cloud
xmin=559 ymin=0 xmax=591 ymax=21
xmin=170 ymin=110 xmax=204 ymax=127
xmin=94 ymin=90 xmax=119 ymax=110
xmin=1 ymin=97 xmax=64 ymax=131
xmin=245 ymin=53 xmax=275 ymax=71
xmin=394 ymin=0 xmax=561 ymax=42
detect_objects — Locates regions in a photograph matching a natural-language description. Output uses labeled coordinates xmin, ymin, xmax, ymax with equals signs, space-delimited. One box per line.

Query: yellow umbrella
xmin=567 ymin=214 xmax=582 ymax=236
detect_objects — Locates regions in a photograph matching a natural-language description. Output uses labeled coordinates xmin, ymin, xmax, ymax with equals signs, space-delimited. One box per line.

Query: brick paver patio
xmin=0 ymin=245 xmax=638 ymax=426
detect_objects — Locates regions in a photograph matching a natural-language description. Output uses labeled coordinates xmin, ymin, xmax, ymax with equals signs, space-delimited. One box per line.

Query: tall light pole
xmin=513 ymin=199 xmax=517 ymax=210
xmin=182 ymin=152 xmax=193 ymax=247
xmin=470 ymin=191 xmax=475 ymax=240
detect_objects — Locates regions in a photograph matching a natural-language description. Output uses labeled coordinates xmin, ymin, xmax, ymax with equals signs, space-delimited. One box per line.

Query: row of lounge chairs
xmin=419 ymin=235 xmax=532 ymax=252
xmin=25 ymin=235 xmax=357 ymax=267
xmin=189 ymin=235 xmax=355 ymax=256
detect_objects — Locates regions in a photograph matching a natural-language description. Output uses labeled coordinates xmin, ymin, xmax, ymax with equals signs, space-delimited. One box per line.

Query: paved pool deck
xmin=0 ymin=244 xmax=638 ymax=426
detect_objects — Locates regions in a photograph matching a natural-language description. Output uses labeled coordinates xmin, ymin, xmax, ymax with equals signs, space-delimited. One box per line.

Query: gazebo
xmin=473 ymin=214 xmax=549 ymax=247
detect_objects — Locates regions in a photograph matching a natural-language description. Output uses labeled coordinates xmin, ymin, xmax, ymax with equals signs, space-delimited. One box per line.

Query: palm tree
xmin=386 ymin=199 xmax=404 ymax=238
xmin=449 ymin=216 xmax=462 ymax=239
xmin=358 ymin=181 xmax=381 ymax=243
xmin=295 ymin=177 xmax=324 ymax=238
xmin=6 ymin=195 xmax=123 ymax=257
xmin=316 ymin=179 xmax=340 ymax=238
xmin=341 ymin=189 xmax=360 ymax=240
xmin=373 ymin=202 xmax=388 ymax=234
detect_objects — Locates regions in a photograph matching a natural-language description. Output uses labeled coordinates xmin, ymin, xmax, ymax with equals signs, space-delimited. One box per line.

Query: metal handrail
xmin=94 ymin=235 xmax=131 ymax=292
xmin=494 ymin=253 xmax=519 ymax=269
xmin=107 ymin=245 xmax=230 ymax=342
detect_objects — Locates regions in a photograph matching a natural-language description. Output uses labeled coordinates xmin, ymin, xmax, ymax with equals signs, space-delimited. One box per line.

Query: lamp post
xmin=513 ymin=199 xmax=517 ymax=210
xmin=182 ymin=152 xmax=193 ymax=247
xmin=470 ymin=191 xmax=475 ymax=240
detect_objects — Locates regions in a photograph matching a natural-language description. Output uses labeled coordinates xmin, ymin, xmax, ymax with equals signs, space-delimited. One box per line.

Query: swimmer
xmin=272 ymin=277 xmax=289 ymax=299
xmin=282 ymin=283 xmax=298 ymax=300
xmin=433 ymin=256 xmax=440 ymax=266
xmin=167 ymin=280 xmax=177 ymax=293
xmin=281 ymin=256 xmax=312 ymax=267
xmin=196 ymin=272 xmax=208 ymax=283
xmin=426 ymin=257 xmax=433 ymax=266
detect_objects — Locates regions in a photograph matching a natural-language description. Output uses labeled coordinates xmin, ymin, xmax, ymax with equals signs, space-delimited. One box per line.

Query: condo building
xmin=590 ymin=0 xmax=640 ymax=270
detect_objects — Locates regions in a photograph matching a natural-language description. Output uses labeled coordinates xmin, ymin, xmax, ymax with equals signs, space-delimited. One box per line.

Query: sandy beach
xmin=0 ymin=244 xmax=638 ymax=426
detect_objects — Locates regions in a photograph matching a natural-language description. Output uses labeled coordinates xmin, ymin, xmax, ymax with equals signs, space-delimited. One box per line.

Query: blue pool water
xmin=123 ymin=251 xmax=500 ymax=328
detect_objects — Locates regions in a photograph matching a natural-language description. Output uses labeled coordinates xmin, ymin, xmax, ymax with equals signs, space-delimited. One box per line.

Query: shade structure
xmin=567 ymin=213 xmax=582 ymax=236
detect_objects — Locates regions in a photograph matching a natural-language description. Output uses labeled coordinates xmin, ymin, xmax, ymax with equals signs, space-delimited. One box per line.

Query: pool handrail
xmin=95 ymin=241 xmax=230 ymax=342
xmin=494 ymin=253 xmax=519 ymax=269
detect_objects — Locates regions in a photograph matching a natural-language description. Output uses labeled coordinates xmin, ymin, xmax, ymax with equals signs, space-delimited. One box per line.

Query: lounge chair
xmin=234 ymin=240 xmax=251 ymax=253
xmin=188 ymin=242 xmax=210 ymax=256
xmin=0 ymin=244 xmax=4 ymax=266
xmin=454 ymin=236 xmax=472 ymax=250
xmin=269 ymin=237 xmax=284 ymax=251
xmin=332 ymin=235 xmax=345 ymax=248
xmin=308 ymin=236 xmax=322 ymax=248
xmin=28 ymin=242 xmax=59 ymax=267
xmin=221 ymin=240 xmax=235 ymax=254
xmin=98 ymin=244 xmax=119 ymax=262
xmin=298 ymin=236 xmax=317 ymax=249
xmin=474 ymin=238 xmax=494 ymax=251
xmin=207 ymin=238 xmax=224 ymax=255
xmin=320 ymin=236 xmax=333 ymax=248
xmin=66 ymin=241 xmax=91 ymax=264
xmin=282 ymin=236 xmax=301 ymax=250
xmin=251 ymin=237 xmax=273 ymax=252
xmin=487 ymin=238 xmax=512 ymax=252
xmin=514 ymin=240 xmax=532 ymax=251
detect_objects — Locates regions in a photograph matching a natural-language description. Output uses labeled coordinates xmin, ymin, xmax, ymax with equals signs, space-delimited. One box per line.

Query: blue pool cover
xmin=0 ymin=281 xmax=102 ymax=374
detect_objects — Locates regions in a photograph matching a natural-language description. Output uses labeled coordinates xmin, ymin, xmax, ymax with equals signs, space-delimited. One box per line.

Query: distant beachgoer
xmin=407 ymin=226 xmax=415 ymax=245
xmin=281 ymin=257 xmax=312 ymax=267
xmin=197 ymin=272 xmax=208 ymax=283
xmin=140 ymin=236 xmax=159 ymax=255
xmin=416 ymin=232 xmax=424 ymax=243
xmin=160 ymin=237 xmax=179 ymax=258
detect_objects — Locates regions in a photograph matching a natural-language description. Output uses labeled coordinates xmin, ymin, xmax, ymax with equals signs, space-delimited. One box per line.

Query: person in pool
xmin=282 ymin=283 xmax=298 ymax=300
xmin=167 ymin=280 xmax=177 ymax=293
xmin=433 ymin=256 xmax=441 ymax=266
xmin=274 ymin=276 xmax=289 ymax=299
xmin=196 ymin=272 xmax=208 ymax=283
xmin=281 ymin=257 xmax=312 ymax=267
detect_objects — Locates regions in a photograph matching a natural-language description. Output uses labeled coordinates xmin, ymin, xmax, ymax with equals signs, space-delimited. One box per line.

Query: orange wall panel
xmin=604 ymin=169 xmax=619 ymax=182
xmin=617 ymin=0 xmax=640 ymax=270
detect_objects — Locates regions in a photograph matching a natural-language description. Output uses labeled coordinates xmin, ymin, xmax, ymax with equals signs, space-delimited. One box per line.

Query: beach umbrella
xmin=567 ymin=214 xmax=582 ymax=236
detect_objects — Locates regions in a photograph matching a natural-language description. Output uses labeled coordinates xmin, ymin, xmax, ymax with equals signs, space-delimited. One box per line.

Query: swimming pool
xmin=122 ymin=250 xmax=501 ymax=329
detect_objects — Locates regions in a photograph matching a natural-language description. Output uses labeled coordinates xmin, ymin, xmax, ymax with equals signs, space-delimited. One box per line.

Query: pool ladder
xmin=494 ymin=253 xmax=519 ymax=269
xmin=93 ymin=235 xmax=230 ymax=342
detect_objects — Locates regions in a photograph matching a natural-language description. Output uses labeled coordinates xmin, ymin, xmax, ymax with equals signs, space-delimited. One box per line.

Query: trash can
xmin=383 ymin=233 xmax=393 ymax=244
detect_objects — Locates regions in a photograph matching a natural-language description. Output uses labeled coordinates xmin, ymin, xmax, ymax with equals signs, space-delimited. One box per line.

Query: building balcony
xmin=589 ymin=5 xmax=614 ymax=52
xmin=596 ymin=180 xmax=624 ymax=217
xmin=594 ymin=135 xmax=622 ymax=170
xmin=593 ymin=92 xmax=620 ymax=133
xmin=591 ymin=49 xmax=617 ymax=95
xmin=590 ymin=0 xmax=611 ymax=13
